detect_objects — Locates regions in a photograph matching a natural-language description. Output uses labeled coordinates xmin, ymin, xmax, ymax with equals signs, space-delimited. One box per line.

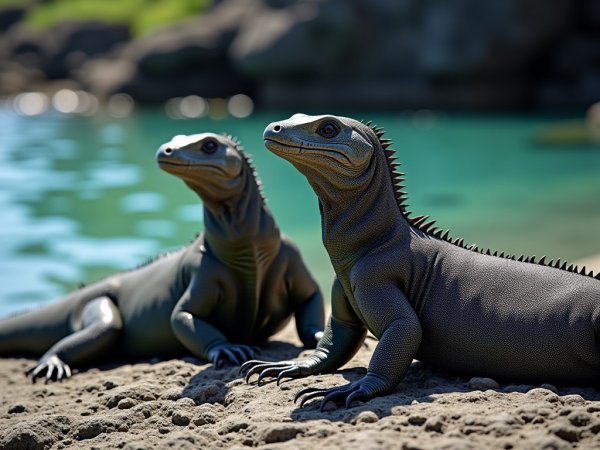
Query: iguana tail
xmin=0 ymin=281 xmax=115 ymax=356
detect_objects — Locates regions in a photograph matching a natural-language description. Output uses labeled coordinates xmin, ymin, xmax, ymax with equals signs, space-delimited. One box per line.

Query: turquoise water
xmin=1 ymin=108 xmax=599 ymax=315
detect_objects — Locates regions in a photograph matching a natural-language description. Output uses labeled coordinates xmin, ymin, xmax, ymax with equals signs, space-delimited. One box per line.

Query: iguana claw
xmin=25 ymin=354 xmax=72 ymax=383
xmin=208 ymin=344 xmax=261 ymax=368
xmin=240 ymin=360 xmax=295 ymax=383
xmin=240 ymin=357 xmax=322 ymax=385
xmin=294 ymin=373 xmax=390 ymax=410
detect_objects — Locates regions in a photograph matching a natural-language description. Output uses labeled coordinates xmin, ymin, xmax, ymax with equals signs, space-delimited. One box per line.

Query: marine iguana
xmin=0 ymin=132 xmax=324 ymax=382
xmin=241 ymin=113 xmax=600 ymax=409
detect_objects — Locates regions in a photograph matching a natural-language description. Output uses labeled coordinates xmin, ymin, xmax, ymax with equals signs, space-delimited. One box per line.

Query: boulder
xmin=232 ymin=0 xmax=573 ymax=109
xmin=77 ymin=0 xmax=258 ymax=100
xmin=0 ymin=6 xmax=25 ymax=32
xmin=3 ymin=20 xmax=129 ymax=80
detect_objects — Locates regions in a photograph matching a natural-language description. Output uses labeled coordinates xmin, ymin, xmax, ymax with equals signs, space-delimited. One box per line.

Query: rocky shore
xmin=2 ymin=321 xmax=600 ymax=449
xmin=1 ymin=0 xmax=599 ymax=110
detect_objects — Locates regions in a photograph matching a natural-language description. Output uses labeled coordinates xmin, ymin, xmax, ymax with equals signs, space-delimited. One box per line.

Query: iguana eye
xmin=317 ymin=121 xmax=340 ymax=138
xmin=202 ymin=140 xmax=218 ymax=153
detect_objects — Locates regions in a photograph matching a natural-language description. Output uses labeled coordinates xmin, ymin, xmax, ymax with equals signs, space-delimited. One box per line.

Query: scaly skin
xmin=241 ymin=113 xmax=600 ymax=410
xmin=0 ymin=133 xmax=324 ymax=382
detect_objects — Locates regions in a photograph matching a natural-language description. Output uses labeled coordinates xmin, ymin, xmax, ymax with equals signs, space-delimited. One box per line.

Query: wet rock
xmin=468 ymin=377 xmax=499 ymax=390
xmin=260 ymin=425 xmax=304 ymax=444
xmin=352 ymin=411 xmax=379 ymax=424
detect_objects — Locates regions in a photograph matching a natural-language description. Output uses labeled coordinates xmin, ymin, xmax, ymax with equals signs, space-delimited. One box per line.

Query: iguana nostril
xmin=164 ymin=147 xmax=173 ymax=155
xmin=273 ymin=125 xmax=281 ymax=132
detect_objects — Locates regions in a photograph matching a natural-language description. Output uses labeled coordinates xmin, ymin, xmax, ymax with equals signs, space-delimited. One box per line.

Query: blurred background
xmin=0 ymin=0 xmax=599 ymax=313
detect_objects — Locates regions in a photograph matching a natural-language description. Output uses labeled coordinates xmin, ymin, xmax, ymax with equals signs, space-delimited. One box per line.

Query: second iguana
xmin=0 ymin=132 xmax=324 ymax=382
xmin=242 ymin=113 xmax=600 ymax=409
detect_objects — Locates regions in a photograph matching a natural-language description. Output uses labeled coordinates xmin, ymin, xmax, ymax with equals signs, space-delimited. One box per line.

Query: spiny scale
xmin=224 ymin=133 xmax=267 ymax=204
xmin=367 ymin=122 xmax=599 ymax=281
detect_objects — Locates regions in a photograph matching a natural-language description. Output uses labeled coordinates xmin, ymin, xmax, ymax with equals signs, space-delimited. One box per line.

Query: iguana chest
xmin=207 ymin=248 xmax=293 ymax=343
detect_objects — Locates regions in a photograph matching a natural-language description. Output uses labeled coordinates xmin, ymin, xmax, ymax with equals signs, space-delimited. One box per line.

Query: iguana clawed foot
xmin=294 ymin=373 xmax=391 ymax=410
xmin=25 ymin=354 xmax=72 ymax=383
xmin=208 ymin=343 xmax=261 ymax=368
xmin=240 ymin=356 xmax=321 ymax=385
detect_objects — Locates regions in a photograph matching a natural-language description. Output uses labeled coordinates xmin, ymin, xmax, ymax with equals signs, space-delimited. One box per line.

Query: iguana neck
xmin=313 ymin=148 xmax=411 ymax=271
xmin=188 ymin=164 xmax=280 ymax=273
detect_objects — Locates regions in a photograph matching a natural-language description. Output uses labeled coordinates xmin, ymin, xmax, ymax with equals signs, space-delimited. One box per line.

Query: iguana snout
xmin=263 ymin=114 xmax=374 ymax=177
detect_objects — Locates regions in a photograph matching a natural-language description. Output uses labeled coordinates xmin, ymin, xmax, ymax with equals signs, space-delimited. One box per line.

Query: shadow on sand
xmin=247 ymin=361 xmax=600 ymax=424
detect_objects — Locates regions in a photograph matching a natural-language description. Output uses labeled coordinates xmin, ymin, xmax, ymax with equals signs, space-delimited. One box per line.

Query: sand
xmin=1 ymin=319 xmax=600 ymax=450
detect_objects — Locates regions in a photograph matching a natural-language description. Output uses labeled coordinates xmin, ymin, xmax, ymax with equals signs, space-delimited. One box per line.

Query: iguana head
xmin=263 ymin=114 xmax=382 ymax=198
xmin=156 ymin=133 xmax=245 ymax=200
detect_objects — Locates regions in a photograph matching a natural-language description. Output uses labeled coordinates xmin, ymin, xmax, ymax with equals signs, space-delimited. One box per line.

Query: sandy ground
xmin=1 ymin=318 xmax=600 ymax=450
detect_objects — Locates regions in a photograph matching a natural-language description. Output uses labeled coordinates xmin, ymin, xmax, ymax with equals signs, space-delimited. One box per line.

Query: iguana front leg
xmin=170 ymin=273 xmax=260 ymax=367
xmin=285 ymin=243 xmax=325 ymax=348
xmin=241 ymin=277 xmax=366 ymax=383
xmin=295 ymin=284 xmax=422 ymax=409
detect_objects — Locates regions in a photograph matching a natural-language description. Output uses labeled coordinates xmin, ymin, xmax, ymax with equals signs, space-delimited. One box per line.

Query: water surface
xmin=1 ymin=108 xmax=599 ymax=315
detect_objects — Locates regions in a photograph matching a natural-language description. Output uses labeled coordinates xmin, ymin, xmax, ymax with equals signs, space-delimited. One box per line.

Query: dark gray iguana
xmin=241 ymin=113 xmax=600 ymax=409
xmin=0 ymin=132 xmax=324 ymax=382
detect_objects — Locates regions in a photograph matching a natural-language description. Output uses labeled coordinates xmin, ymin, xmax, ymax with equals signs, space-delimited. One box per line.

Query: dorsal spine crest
xmin=367 ymin=122 xmax=598 ymax=280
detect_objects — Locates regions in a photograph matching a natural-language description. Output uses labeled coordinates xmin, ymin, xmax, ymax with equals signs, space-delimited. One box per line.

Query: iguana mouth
xmin=263 ymin=138 xmax=304 ymax=155
xmin=264 ymin=137 xmax=354 ymax=166
xmin=157 ymin=158 xmax=231 ymax=176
